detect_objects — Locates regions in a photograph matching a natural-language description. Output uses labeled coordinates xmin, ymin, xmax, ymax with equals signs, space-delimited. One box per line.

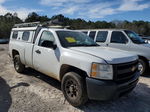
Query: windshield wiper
xmin=133 ymin=41 xmax=145 ymax=44
xmin=82 ymin=44 xmax=100 ymax=47
xmin=68 ymin=44 xmax=100 ymax=47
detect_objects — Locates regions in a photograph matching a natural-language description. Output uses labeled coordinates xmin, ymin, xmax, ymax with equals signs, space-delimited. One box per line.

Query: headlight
xmin=90 ymin=63 xmax=113 ymax=80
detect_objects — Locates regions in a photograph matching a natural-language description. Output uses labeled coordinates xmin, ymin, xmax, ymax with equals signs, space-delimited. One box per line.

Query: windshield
xmin=56 ymin=31 xmax=99 ymax=47
xmin=124 ymin=30 xmax=146 ymax=44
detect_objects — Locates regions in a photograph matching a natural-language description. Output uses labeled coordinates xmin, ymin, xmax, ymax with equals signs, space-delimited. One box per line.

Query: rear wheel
xmin=14 ymin=55 xmax=25 ymax=73
xmin=138 ymin=59 xmax=147 ymax=75
xmin=61 ymin=72 xmax=88 ymax=107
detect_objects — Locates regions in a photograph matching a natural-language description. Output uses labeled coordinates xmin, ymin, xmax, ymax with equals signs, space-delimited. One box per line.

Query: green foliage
xmin=0 ymin=13 xmax=22 ymax=39
xmin=0 ymin=12 xmax=150 ymax=39
xmin=25 ymin=12 xmax=50 ymax=22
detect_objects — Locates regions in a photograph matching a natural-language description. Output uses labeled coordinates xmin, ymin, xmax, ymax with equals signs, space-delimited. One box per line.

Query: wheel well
xmin=60 ymin=64 xmax=88 ymax=81
xmin=138 ymin=56 xmax=149 ymax=66
xmin=12 ymin=50 xmax=19 ymax=58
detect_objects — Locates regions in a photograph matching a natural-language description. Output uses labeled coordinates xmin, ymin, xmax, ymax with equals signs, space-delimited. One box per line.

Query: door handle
xmin=35 ymin=50 xmax=41 ymax=54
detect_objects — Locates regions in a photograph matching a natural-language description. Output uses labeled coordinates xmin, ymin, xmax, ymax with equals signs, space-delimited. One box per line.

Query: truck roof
xmin=78 ymin=29 xmax=127 ymax=31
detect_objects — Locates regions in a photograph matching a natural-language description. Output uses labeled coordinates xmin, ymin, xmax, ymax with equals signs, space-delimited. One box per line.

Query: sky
xmin=0 ymin=0 xmax=150 ymax=21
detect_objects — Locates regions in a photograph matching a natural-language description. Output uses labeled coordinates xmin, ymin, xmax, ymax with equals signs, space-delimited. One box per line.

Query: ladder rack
xmin=13 ymin=20 xmax=70 ymax=29
xmin=14 ymin=22 xmax=41 ymax=28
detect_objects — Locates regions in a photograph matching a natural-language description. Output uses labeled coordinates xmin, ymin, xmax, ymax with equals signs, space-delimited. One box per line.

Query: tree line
xmin=0 ymin=12 xmax=150 ymax=39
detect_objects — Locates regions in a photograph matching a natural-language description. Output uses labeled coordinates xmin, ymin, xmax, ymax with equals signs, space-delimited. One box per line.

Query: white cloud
xmin=40 ymin=0 xmax=89 ymax=6
xmin=0 ymin=0 xmax=42 ymax=20
xmin=87 ymin=8 xmax=116 ymax=18
xmin=40 ymin=0 xmax=150 ymax=19
xmin=78 ymin=2 xmax=117 ymax=18
xmin=59 ymin=6 xmax=79 ymax=15
xmin=0 ymin=0 xmax=5 ymax=4
xmin=0 ymin=5 xmax=9 ymax=15
xmin=118 ymin=0 xmax=150 ymax=11
xmin=14 ymin=8 xmax=42 ymax=20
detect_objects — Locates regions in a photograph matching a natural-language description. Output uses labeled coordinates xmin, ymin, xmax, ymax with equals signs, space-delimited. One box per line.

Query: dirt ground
xmin=0 ymin=44 xmax=150 ymax=112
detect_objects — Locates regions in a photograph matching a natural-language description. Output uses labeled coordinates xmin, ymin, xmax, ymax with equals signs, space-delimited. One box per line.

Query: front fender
xmin=59 ymin=49 xmax=105 ymax=77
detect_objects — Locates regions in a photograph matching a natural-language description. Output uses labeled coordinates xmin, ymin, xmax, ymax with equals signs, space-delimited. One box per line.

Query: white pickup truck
xmin=9 ymin=23 xmax=139 ymax=106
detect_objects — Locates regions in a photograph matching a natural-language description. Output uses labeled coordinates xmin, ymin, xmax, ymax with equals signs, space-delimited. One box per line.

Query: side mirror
xmin=41 ymin=40 xmax=57 ymax=49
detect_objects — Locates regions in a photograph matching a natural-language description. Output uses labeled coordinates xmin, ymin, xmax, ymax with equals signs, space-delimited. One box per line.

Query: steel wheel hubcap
xmin=65 ymin=80 xmax=78 ymax=99
xmin=138 ymin=62 xmax=144 ymax=74
xmin=14 ymin=59 xmax=19 ymax=70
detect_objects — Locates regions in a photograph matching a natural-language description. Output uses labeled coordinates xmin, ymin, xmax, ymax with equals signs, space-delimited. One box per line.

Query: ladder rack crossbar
xmin=13 ymin=20 xmax=70 ymax=29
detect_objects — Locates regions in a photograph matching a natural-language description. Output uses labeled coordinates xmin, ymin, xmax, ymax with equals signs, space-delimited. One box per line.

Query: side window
xmin=96 ymin=31 xmax=108 ymax=42
xmin=89 ymin=31 xmax=96 ymax=40
xmin=111 ymin=31 xmax=128 ymax=44
xmin=39 ymin=31 xmax=55 ymax=46
xmin=22 ymin=31 xmax=30 ymax=41
xmin=12 ymin=31 xmax=18 ymax=39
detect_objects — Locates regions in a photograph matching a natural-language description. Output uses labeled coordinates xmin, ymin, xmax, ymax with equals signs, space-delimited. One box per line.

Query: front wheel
xmin=61 ymin=72 xmax=88 ymax=107
xmin=138 ymin=59 xmax=147 ymax=75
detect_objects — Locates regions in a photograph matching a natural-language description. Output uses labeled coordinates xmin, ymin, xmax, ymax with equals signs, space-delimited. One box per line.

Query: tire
xmin=61 ymin=72 xmax=88 ymax=107
xmin=138 ymin=59 xmax=147 ymax=75
xmin=13 ymin=55 xmax=25 ymax=73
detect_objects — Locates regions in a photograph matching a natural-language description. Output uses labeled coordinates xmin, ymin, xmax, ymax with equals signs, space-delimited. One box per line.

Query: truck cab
xmin=9 ymin=23 xmax=140 ymax=106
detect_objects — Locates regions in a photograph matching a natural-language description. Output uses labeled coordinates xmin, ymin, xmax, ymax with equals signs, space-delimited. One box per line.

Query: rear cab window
xmin=12 ymin=31 xmax=18 ymax=39
xmin=22 ymin=31 xmax=30 ymax=41
xmin=89 ymin=31 xmax=96 ymax=40
xmin=96 ymin=31 xmax=108 ymax=42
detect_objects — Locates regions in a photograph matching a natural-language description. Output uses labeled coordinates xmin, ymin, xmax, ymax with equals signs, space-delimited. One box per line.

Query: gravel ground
xmin=0 ymin=44 xmax=150 ymax=112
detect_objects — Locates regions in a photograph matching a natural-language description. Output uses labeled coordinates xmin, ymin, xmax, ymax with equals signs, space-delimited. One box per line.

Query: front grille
xmin=113 ymin=60 xmax=139 ymax=84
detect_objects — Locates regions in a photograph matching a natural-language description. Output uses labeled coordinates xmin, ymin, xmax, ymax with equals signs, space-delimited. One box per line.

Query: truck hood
xmin=70 ymin=47 xmax=138 ymax=64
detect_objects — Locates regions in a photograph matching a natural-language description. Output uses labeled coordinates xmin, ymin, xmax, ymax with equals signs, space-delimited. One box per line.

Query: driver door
xmin=33 ymin=30 xmax=60 ymax=79
xmin=108 ymin=31 xmax=130 ymax=51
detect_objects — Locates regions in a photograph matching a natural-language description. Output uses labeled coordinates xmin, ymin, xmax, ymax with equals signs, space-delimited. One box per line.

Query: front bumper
xmin=86 ymin=72 xmax=140 ymax=101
